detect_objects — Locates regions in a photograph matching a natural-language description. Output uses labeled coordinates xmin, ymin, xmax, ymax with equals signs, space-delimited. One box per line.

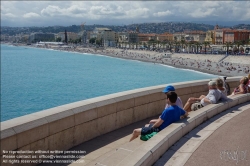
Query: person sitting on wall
xmin=183 ymin=81 xmax=222 ymax=112
xmin=149 ymin=85 xmax=183 ymax=124
xmin=129 ymin=91 xmax=188 ymax=142
xmin=215 ymin=78 xmax=228 ymax=101
xmin=229 ymin=76 xmax=249 ymax=96
xmin=247 ymin=74 xmax=250 ymax=92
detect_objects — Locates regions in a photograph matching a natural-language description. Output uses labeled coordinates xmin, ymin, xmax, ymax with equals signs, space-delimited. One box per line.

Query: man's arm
xmin=152 ymin=118 xmax=164 ymax=128
xmin=180 ymin=109 xmax=188 ymax=119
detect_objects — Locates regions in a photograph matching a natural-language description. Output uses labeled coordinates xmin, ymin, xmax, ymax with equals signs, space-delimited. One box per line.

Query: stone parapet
xmin=0 ymin=76 xmax=244 ymax=165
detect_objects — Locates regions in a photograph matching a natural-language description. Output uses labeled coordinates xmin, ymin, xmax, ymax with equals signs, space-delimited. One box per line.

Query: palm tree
xmin=180 ymin=39 xmax=186 ymax=53
xmin=194 ymin=41 xmax=201 ymax=53
xmin=156 ymin=40 xmax=161 ymax=49
xmin=233 ymin=40 xmax=242 ymax=53
xmin=167 ymin=40 xmax=174 ymax=52
xmin=187 ymin=42 xmax=193 ymax=53
xmin=161 ymin=40 xmax=167 ymax=51
xmin=224 ymin=42 xmax=232 ymax=55
xmin=202 ymin=41 xmax=210 ymax=54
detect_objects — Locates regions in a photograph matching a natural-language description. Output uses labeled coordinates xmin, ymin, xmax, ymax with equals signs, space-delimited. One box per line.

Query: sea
xmin=1 ymin=44 xmax=218 ymax=122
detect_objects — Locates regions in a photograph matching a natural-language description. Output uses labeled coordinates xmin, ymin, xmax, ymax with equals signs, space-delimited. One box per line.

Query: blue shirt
xmin=159 ymin=105 xmax=185 ymax=130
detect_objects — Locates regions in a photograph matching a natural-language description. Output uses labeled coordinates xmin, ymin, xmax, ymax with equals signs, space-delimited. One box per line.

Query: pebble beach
xmin=6 ymin=43 xmax=250 ymax=77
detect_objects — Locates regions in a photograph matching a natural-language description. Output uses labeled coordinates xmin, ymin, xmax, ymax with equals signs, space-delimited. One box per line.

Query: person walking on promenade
xmin=183 ymin=81 xmax=222 ymax=112
xmin=129 ymin=91 xmax=188 ymax=142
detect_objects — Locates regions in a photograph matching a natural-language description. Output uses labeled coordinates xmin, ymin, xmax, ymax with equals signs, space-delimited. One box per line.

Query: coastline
xmin=2 ymin=42 xmax=250 ymax=77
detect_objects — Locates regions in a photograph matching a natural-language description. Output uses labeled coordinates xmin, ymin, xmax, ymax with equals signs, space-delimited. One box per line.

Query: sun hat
xmin=162 ymin=85 xmax=175 ymax=93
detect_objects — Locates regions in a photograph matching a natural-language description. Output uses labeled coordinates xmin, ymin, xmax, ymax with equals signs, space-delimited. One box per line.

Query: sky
xmin=1 ymin=1 xmax=250 ymax=27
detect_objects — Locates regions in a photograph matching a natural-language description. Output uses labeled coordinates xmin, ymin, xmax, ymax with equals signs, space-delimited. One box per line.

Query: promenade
xmin=38 ymin=101 xmax=250 ymax=166
xmin=154 ymin=102 xmax=250 ymax=166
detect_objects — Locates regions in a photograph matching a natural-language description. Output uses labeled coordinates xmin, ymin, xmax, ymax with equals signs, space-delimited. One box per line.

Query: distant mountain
xmin=1 ymin=22 xmax=250 ymax=36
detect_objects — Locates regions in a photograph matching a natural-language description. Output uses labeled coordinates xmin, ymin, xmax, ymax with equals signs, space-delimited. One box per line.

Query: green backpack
xmin=140 ymin=132 xmax=158 ymax=141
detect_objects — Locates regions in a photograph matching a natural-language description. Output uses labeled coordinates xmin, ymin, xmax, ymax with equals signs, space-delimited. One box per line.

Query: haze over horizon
xmin=1 ymin=1 xmax=250 ymax=27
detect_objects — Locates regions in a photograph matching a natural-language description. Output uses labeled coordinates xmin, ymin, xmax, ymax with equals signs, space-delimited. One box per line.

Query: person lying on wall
xmin=149 ymin=85 xmax=184 ymax=125
xmin=183 ymin=81 xmax=223 ymax=112
xmin=229 ymin=76 xmax=249 ymax=96
xmin=129 ymin=91 xmax=188 ymax=142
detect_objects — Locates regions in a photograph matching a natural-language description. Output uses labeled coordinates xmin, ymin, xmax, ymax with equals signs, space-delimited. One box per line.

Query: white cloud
xmin=153 ymin=10 xmax=172 ymax=17
xmin=41 ymin=5 xmax=62 ymax=17
xmin=189 ymin=8 xmax=215 ymax=18
xmin=23 ymin=12 xmax=40 ymax=18
xmin=125 ymin=8 xmax=150 ymax=18
xmin=1 ymin=1 xmax=250 ymax=27
xmin=3 ymin=13 xmax=17 ymax=18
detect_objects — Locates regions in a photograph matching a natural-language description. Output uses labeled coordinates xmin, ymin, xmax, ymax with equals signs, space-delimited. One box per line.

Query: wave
xmin=181 ymin=68 xmax=219 ymax=76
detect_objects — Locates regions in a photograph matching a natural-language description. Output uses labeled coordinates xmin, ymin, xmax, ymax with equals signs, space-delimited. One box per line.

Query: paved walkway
xmin=39 ymin=116 xmax=158 ymax=166
xmin=39 ymin=102 xmax=250 ymax=166
xmin=154 ymin=102 xmax=250 ymax=166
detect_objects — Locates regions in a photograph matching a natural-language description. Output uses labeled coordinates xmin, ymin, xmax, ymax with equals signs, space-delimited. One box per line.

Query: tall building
xmin=57 ymin=32 xmax=79 ymax=42
xmin=90 ymin=28 xmax=117 ymax=47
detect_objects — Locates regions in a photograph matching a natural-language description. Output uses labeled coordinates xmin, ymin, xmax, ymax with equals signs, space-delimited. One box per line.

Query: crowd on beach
xmin=13 ymin=43 xmax=250 ymax=77
xmin=130 ymin=74 xmax=250 ymax=141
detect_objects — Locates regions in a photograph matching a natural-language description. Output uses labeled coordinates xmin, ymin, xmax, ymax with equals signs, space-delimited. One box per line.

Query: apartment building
xmin=29 ymin=33 xmax=55 ymax=43
xmin=90 ymin=28 xmax=118 ymax=47
xmin=57 ymin=32 xmax=79 ymax=42
xmin=138 ymin=33 xmax=157 ymax=43
xmin=205 ymin=31 xmax=214 ymax=44
xmin=128 ymin=31 xmax=138 ymax=43
xmin=214 ymin=29 xmax=224 ymax=45
xmin=224 ymin=29 xmax=250 ymax=43
xmin=118 ymin=32 xmax=129 ymax=43
xmin=173 ymin=32 xmax=186 ymax=41
xmin=156 ymin=32 xmax=173 ymax=42
xmin=184 ymin=31 xmax=206 ymax=43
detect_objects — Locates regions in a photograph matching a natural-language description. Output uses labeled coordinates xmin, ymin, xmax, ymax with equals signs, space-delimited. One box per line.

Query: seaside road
xmin=154 ymin=102 xmax=250 ymax=166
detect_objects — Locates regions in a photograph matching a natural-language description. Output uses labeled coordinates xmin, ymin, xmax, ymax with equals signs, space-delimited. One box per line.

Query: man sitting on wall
xmin=149 ymin=85 xmax=183 ymax=124
xmin=183 ymin=81 xmax=222 ymax=112
xmin=129 ymin=91 xmax=188 ymax=142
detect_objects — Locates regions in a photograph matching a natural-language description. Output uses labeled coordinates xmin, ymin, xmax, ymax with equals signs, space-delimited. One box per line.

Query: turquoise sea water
xmin=1 ymin=44 xmax=218 ymax=122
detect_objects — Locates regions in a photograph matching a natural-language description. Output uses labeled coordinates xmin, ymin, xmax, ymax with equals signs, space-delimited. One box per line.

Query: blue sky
xmin=1 ymin=1 xmax=250 ymax=27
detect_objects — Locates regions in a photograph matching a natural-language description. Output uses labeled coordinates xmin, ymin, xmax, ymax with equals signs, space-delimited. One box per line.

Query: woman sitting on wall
xmin=229 ymin=76 xmax=249 ymax=96
xmin=248 ymin=73 xmax=250 ymax=92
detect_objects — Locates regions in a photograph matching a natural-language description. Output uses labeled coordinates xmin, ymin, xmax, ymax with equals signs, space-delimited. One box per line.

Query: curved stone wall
xmin=0 ymin=76 xmax=245 ymax=165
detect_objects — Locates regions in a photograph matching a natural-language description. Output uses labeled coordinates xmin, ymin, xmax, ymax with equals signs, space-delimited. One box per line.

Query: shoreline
xmin=99 ymin=52 xmax=226 ymax=76
xmin=2 ymin=42 xmax=250 ymax=77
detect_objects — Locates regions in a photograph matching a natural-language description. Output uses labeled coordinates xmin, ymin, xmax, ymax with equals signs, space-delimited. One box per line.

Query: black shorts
xmin=141 ymin=124 xmax=160 ymax=135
